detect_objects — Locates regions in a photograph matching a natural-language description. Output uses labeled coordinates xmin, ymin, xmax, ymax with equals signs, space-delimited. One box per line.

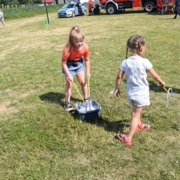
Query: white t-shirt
xmin=0 ymin=11 xmax=3 ymax=18
xmin=0 ymin=11 xmax=4 ymax=21
xmin=120 ymin=56 xmax=152 ymax=90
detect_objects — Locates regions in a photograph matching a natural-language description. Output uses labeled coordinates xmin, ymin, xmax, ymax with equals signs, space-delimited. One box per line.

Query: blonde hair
xmin=126 ymin=35 xmax=146 ymax=58
xmin=65 ymin=25 xmax=85 ymax=58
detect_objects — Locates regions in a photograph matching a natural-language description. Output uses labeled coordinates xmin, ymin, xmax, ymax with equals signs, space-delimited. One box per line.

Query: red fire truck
xmin=98 ymin=0 xmax=174 ymax=14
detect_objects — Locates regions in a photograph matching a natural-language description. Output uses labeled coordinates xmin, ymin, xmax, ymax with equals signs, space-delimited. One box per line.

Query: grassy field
xmin=1 ymin=9 xmax=180 ymax=180
xmin=3 ymin=4 xmax=63 ymax=19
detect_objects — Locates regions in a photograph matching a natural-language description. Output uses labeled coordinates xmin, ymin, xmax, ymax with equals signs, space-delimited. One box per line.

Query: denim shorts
xmin=127 ymin=86 xmax=150 ymax=107
xmin=62 ymin=58 xmax=84 ymax=76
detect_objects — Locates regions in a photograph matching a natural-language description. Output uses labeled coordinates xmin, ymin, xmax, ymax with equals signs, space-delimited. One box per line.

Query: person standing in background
xmin=173 ymin=0 xmax=180 ymax=19
xmin=76 ymin=0 xmax=83 ymax=15
xmin=0 ymin=8 xmax=5 ymax=27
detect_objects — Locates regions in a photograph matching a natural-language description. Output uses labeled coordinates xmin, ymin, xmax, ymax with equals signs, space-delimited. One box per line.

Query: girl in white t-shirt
xmin=0 ymin=9 xmax=5 ymax=27
xmin=114 ymin=35 xmax=165 ymax=146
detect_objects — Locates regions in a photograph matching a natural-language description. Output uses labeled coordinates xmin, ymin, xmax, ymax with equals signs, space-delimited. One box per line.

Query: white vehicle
xmin=58 ymin=2 xmax=87 ymax=18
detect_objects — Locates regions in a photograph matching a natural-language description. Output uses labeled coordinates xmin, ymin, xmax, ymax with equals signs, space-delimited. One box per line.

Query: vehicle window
xmin=67 ymin=4 xmax=75 ymax=8
xmin=62 ymin=4 xmax=68 ymax=8
xmin=62 ymin=3 xmax=74 ymax=8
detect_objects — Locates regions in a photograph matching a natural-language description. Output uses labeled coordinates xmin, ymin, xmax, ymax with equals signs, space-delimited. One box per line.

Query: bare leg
xmin=76 ymin=71 xmax=88 ymax=99
xmin=65 ymin=75 xmax=73 ymax=102
xmin=127 ymin=106 xmax=142 ymax=140
xmin=1 ymin=20 xmax=5 ymax=27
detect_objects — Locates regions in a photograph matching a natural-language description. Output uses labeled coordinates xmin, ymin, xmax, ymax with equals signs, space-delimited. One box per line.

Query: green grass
xmin=0 ymin=10 xmax=180 ymax=179
xmin=3 ymin=4 xmax=64 ymax=19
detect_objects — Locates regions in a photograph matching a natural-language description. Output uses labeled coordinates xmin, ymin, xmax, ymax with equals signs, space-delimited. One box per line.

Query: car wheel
xmin=106 ymin=4 xmax=117 ymax=14
xmin=144 ymin=2 xmax=155 ymax=12
xmin=80 ymin=115 xmax=85 ymax=121
xmin=72 ymin=12 xmax=75 ymax=17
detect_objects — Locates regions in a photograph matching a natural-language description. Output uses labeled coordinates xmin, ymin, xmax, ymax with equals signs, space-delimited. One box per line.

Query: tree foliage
xmin=0 ymin=0 xmax=42 ymax=7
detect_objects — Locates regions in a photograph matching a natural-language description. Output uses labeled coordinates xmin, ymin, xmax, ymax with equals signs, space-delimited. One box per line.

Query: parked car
xmin=58 ymin=2 xmax=87 ymax=18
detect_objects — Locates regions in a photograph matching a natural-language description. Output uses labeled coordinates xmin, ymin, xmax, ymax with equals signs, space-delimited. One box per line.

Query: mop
xmin=73 ymin=78 xmax=101 ymax=120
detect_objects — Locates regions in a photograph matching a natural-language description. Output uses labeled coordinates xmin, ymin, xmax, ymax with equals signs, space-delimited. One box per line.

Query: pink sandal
xmin=136 ymin=123 xmax=150 ymax=131
xmin=116 ymin=133 xmax=132 ymax=146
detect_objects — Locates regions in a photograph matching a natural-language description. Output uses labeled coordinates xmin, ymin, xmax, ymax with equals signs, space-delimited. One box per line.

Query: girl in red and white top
xmin=62 ymin=25 xmax=90 ymax=111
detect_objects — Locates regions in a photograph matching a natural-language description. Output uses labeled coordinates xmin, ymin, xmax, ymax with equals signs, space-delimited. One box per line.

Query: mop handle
xmin=162 ymin=86 xmax=173 ymax=106
xmin=72 ymin=81 xmax=84 ymax=102
xmin=166 ymin=88 xmax=173 ymax=106
xmin=163 ymin=87 xmax=168 ymax=93
xmin=88 ymin=78 xmax=90 ymax=97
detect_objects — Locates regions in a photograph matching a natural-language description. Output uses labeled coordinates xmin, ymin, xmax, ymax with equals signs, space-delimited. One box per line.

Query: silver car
xmin=58 ymin=2 xmax=87 ymax=18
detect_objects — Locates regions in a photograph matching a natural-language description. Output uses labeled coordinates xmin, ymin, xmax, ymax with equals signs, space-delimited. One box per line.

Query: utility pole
xmin=44 ymin=0 xmax=50 ymax=24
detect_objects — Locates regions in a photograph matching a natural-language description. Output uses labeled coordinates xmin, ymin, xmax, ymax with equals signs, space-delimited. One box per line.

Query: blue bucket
xmin=74 ymin=100 xmax=101 ymax=120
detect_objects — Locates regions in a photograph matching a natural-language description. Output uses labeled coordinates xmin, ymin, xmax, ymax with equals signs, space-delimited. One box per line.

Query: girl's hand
xmin=114 ymin=88 xmax=120 ymax=97
xmin=67 ymin=75 xmax=73 ymax=82
xmin=159 ymin=81 xmax=165 ymax=88
xmin=86 ymin=73 xmax=91 ymax=79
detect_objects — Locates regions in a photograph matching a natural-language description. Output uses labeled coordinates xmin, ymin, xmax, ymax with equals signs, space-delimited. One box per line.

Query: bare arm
xmin=114 ymin=70 xmax=125 ymax=97
xmin=62 ymin=60 xmax=73 ymax=82
xmin=148 ymin=68 xmax=165 ymax=87
xmin=84 ymin=57 xmax=90 ymax=79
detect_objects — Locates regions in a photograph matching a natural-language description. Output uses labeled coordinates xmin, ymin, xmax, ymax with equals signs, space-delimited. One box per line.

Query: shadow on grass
xmin=149 ymin=81 xmax=180 ymax=94
xmin=39 ymin=82 xmax=180 ymax=134
xmin=98 ymin=11 xmax=146 ymax=16
xmin=86 ymin=117 xmax=130 ymax=133
xmin=39 ymin=92 xmax=130 ymax=133
xmin=39 ymin=92 xmax=82 ymax=107
xmin=98 ymin=10 xmax=168 ymax=16
xmin=70 ymin=109 xmax=130 ymax=133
